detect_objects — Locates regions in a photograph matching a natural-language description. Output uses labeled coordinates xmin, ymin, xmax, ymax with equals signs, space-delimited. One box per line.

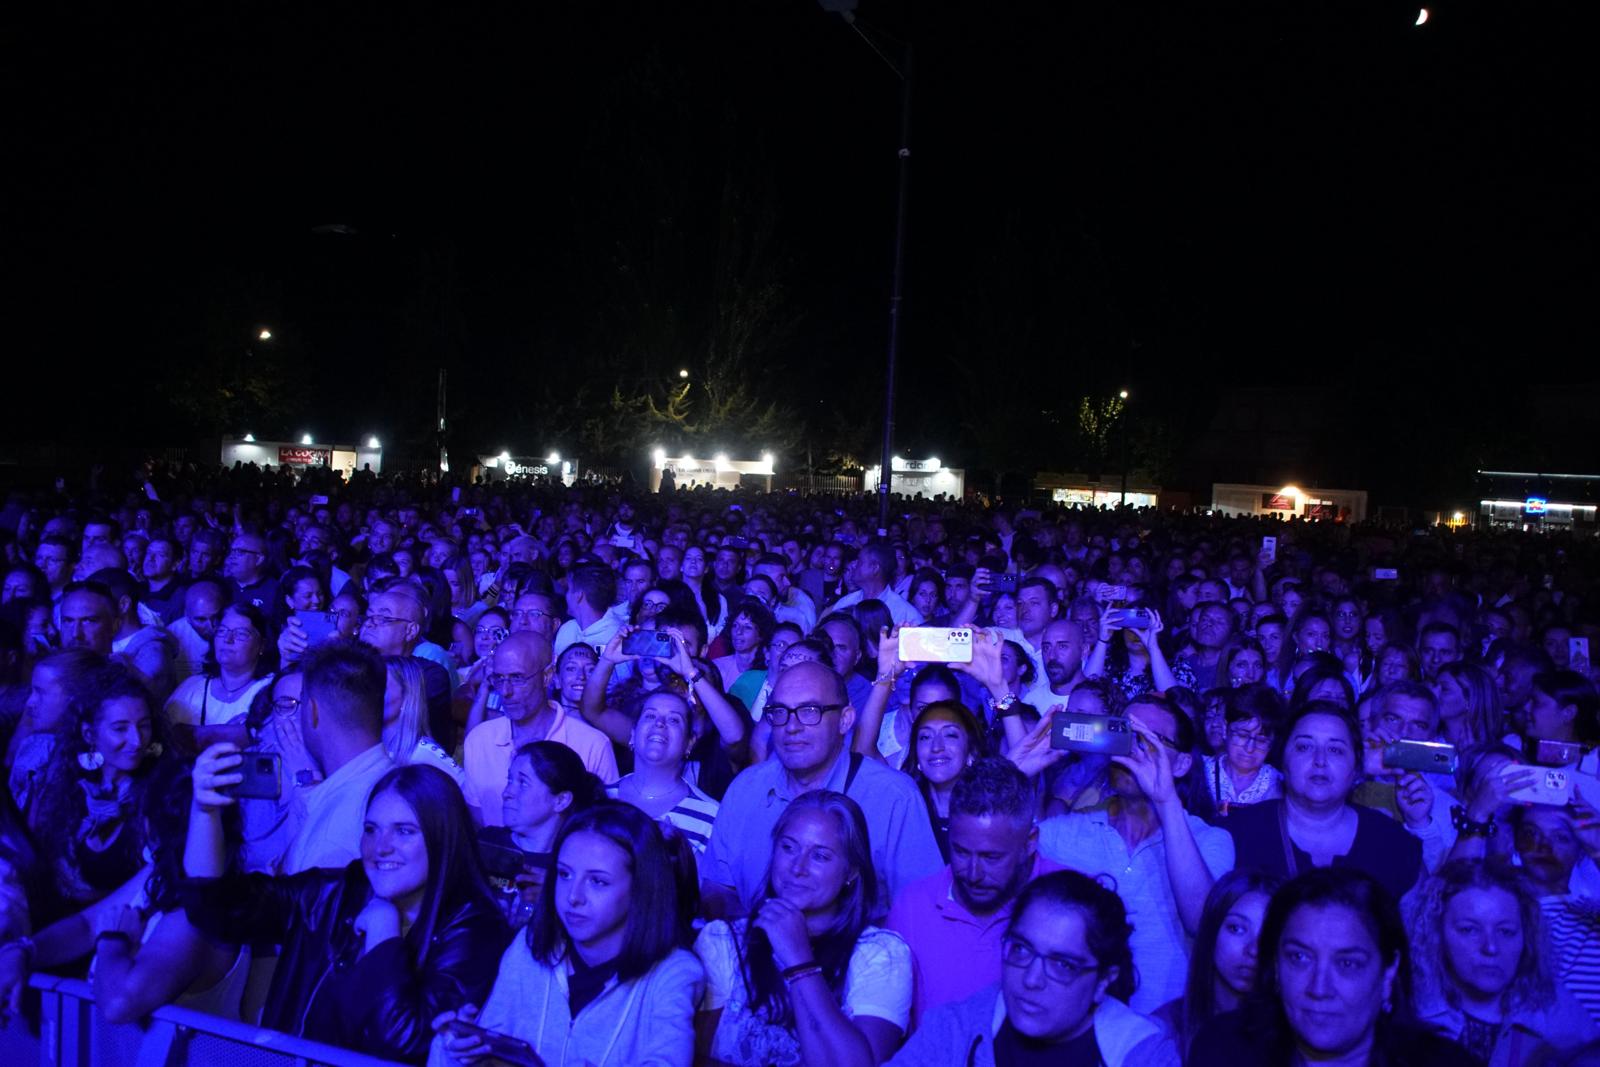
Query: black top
xmin=994 ymin=1021 xmax=1099 ymax=1067
xmin=919 ymin=777 xmax=952 ymax=865
xmin=1190 ymin=1007 xmax=1481 ymax=1067
xmin=1218 ymin=799 xmax=1423 ymax=903
xmin=567 ymin=953 xmax=619 ymax=1019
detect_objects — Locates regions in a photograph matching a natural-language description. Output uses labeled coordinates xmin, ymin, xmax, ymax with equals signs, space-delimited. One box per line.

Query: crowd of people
xmin=0 ymin=473 xmax=1599 ymax=1066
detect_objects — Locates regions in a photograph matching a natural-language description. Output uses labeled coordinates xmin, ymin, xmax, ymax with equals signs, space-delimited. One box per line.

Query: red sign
xmin=1262 ymin=493 xmax=1295 ymax=511
xmin=279 ymin=446 xmax=331 ymax=467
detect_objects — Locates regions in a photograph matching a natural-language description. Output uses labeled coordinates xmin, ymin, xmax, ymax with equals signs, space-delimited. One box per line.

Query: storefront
xmin=650 ymin=451 xmax=775 ymax=492
xmin=1033 ymin=472 xmax=1159 ymax=510
xmin=220 ymin=437 xmax=382 ymax=478
xmin=478 ymin=453 xmax=578 ymax=486
xmin=1211 ymin=483 xmax=1366 ymax=522
xmin=1476 ymin=470 xmax=1600 ymax=533
xmin=863 ymin=457 xmax=964 ymax=500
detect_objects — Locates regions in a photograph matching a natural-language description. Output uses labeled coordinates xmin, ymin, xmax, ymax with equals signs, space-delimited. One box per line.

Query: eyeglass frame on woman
xmin=999 ymin=934 xmax=1099 ymax=984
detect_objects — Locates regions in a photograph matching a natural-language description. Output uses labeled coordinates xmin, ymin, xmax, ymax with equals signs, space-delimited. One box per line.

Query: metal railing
xmin=0 ymin=973 xmax=407 ymax=1067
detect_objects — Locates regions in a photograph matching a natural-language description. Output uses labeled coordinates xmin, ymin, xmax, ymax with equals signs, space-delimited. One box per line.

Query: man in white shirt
xmin=753 ymin=554 xmax=817 ymax=633
xmin=828 ymin=541 xmax=924 ymax=626
xmin=553 ymin=564 xmax=622 ymax=657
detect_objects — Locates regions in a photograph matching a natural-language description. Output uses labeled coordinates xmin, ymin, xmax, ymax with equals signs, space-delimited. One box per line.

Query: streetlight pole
xmin=819 ymin=1 xmax=911 ymax=535
xmin=1118 ymin=389 xmax=1131 ymax=507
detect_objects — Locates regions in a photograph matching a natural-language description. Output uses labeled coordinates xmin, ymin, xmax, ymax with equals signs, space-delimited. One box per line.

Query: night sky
xmin=5 ymin=1 xmax=1596 ymax=506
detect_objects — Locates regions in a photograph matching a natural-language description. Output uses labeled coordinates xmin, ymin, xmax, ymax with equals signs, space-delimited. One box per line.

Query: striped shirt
xmin=1541 ymin=894 xmax=1600 ymax=1024
xmin=608 ymin=776 xmax=720 ymax=854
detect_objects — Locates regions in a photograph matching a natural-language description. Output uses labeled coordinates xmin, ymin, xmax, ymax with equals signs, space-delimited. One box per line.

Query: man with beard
xmin=1018 ymin=692 xmax=1233 ymax=1013
xmin=1023 ymin=619 xmax=1085 ymax=710
xmin=886 ymin=758 xmax=1060 ymax=1016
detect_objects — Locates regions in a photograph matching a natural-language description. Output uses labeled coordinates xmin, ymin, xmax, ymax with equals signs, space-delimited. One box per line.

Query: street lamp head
xmin=652 ymin=447 xmax=666 ymax=465
xmin=258 ymin=329 xmax=273 ymax=341
xmin=547 ymin=452 xmax=560 ymax=464
xmin=301 ymin=434 xmax=313 ymax=445
xmin=678 ymin=369 xmax=690 ymax=379
xmin=1119 ymin=389 xmax=1129 ymax=400
xmin=242 ymin=433 xmax=255 ymax=443
xmin=367 ymin=436 xmax=381 ymax=449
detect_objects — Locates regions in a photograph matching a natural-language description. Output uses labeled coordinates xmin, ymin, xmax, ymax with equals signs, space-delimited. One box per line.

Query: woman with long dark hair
xmin=479 ymin=740 xmax=604 ymax=926
xmin=1191 ymin=867 xmax=1470 ymax=1065
xmin=184 ymin=759 xmax=509 ymax=1063
xmin=1157 ymin=869 xmax=1282 ymax=1055
xmin=900 ymin=700 xmax=987 ymax=863
xmin=431 ymin=802 xmax=703 ymax=1067
xmin=693 ymin=790 xmax=911 ymax=1067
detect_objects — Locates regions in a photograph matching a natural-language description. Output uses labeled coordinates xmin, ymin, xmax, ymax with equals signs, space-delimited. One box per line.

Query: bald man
xmin=460 ymin=631 xmax=617 ymax=826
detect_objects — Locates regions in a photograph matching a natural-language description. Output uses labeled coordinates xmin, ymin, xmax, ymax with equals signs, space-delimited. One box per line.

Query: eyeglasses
xmin=1000 ymin=935 xmax=1098 ymax=984
xmin=362 ymin=613 xmax=411 ymax=629
xmin=227 ymin=547 xmax=265 ymax=558
xmin=272 ymin=697 xmax=301 ymax=714
xmin=510 ymin=608 xmax=558 ymax=623
xmin=1227 ymin=728 xmax=1273 ymax=751
xmin=475 ymin=626 xmax=509 ymax=641
xmin=489 ymin=672 xmax=537 ymax=690
xmin=328 ymin=608 xmax=358 ymax=622
xmin=215 ymin=626 xmax=258 ymax=643
xmin=765 ymin=702 xmax=845 ymax=727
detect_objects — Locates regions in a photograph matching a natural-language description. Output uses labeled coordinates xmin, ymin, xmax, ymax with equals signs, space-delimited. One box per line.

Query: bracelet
xmin=781 ymin=962 xmax=823 ymax=985
xmin=687 ymin=669 xmax=706 ymax=686
xmin=986 ymin=692 xmax=1021 ymax=717
xmin=872 ymin=673 xmax=899 ymax=688
xmin=1450 ymin=804 xmax=1495 ymax=838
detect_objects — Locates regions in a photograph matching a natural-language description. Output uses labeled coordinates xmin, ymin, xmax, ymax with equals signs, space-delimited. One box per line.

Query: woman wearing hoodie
xmin=886 ymin=869 xmax=1177 ymax=1067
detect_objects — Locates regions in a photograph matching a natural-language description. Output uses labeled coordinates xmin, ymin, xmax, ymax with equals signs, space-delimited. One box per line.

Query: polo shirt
xmin=886 ymin=852 xmax=1062 ymax=1017
xmin=704 ymin=746 xmax=943 ymax=921
xmin=829 ymin=586 xmax=925 ymax=627
xmin=462 ymin=706 xmax=619 ymax=826
xmin=553 ymin=612 xmax=622 ymax=659
xmin=285 ymin=743 xmax=395 ymax=875
xmin=1038 ymin=808 xmax=1235 ymax=1013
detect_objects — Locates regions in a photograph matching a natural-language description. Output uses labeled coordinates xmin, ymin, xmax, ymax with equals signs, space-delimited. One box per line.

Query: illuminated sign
xmin=279 ymin=447 xmax=330 ymax=467
xmin=1262 ymin=493 xmax=1296 ymax=511
xmin=1525 ymin=496 xmax=1549 ymax=515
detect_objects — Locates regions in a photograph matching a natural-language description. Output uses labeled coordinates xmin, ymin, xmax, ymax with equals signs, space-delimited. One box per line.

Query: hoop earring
xmin=77 ymin=750 xmax=105 ymax=772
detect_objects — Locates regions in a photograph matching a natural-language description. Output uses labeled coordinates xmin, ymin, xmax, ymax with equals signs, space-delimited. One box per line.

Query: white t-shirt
xmin=164 ymin=674 xmax=274 ymax=727
xmin=694 ymin=920 xmax=910 ymax=1067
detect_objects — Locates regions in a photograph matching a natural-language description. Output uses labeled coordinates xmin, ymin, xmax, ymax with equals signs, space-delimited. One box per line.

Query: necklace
xmin=630 ymin=777 xmax=685 ymax=802
xmin=211 ymin=675 xmax=255 ymax=699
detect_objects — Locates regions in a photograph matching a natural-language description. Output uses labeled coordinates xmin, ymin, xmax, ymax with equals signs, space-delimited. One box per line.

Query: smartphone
xmin=441 ymin=1020 xmax=543 ymax=1067
xmin=989 ymin=573 xmax=1020 ymax=594
xmin=224 ymin=750 xmax=282 ymax=801
xmin=1381 ymin=740 xmax=1458 ymax=775
xmin=898 ymin=627 xmax=974 ymax=664
xmin=294 ymin=609 xmax=340 ymax=649
xmin=1111 ymin=607 xmax=1151 ymax=630
xmin=1372 ymin=567 xmax=1399 ymax=581
xmin=462 ymin=507 xmax=479 ymax=517
xmin=1528 ymin=737 xmax=1582 ymax=767
xmin=1570 ymin=637 xmax=1590 ymax=669
xmin=452 ymin=486 xmax=462 ymax=503
xmin=1050 ymin=712 xmax=1134 ymax=756
xmin=1501 ymin=763 xmax=1573 ymax=806
xmin=479 ymin=842 xmax=533 ymax=880
xmin=1097 ymin=584 xmax=1129 ymax=607
xmin=1261 ymin=536 xmax=1277 ymax=565
xmin=622 ymin=630 xmax=674 ymax=658
xmin=309 ymin=494 xmax=329 ymax=506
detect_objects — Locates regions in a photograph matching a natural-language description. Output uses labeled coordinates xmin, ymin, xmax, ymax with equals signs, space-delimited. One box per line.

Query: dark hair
xmin=1127 ymin=692 xmax=1216 ymax=821
xmin=729 ymin=597 xmax=778 ymax=665
xmin=86 ymin=568 xmax=140 ymax=609
xmin=908 ymin=663 xmax=962 ymax=703
xmin=655 ymin=607 xmax=708 ymax=651
xmin=1532 ymin=670 xmax=1600 ymax=745
xmin=902 ymin=700 xmax=988 ymax=782
xmin=300 ymin=639 xmax=385 ymax=737
xmin=567 ymin=564 xmax=616 ymax=612
xmin=203 ymin=602 xmax=279 ymax=680
xmin=1271 ymin=699 xmax=1361 ymax=770
xmin=1226 ymin=683 xmax=1285 ymax=729
xmin=1008 ymin=869 xmax=1137 ymax=1003
xmin=1249 ymin=868 xmax=1415 ymax=1054
xmin=527 ymin=802 xmax=680 ymax=981
xmin=744 ymin=791 xmax=876 ymax=1029
xmin=367 ymin=764 xmax=506 ymax=967
xmin=1179 ymin=869 xmax=1283 ymax=1052
xmin=142 ymin=760 xmax=240 ymax=912
xmin=60 ymin=579 xmax=116 ymax=615
xmin=950 ymin=757 xmax=1035 ymax=828
xmin=1289 ymin=663 xmax=1355 ymax=710
xmin=1001 ymin=639 xmax=1039 ymax=688
xmin=512 ymin=741 xmax=606 ymax=815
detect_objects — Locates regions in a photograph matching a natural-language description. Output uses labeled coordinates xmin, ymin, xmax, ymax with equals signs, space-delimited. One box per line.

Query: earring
xmin=144 ymin=741 xmax=164 ymax=759
xmin=77 ymin=750 xmax=105 ymax=772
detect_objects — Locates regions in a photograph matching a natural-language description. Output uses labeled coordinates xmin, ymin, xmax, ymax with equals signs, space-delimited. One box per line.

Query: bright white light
xmin=714 ymin=453 xmax=729 ymax=466
xmin=499 ymin=451 xmax=511 ymax=462
xmin=1281 ymin=485 xmax=1301 ymax=498
xmin=242 ymin=433 xmax=255 ymax=442
xmin=301 ymin=434 xmax=313 ymax=445
xmin=258 ymin=329 xmax=273 ymax=341
xmin=367 ymin=436 xmax=380 ymax=449
xmin=1118 ymin=389 xmax=1129 ymax=400
xmin=652 ymin=447 xmax=666 ymax=465
xmin=547 ymin=452 xmax=560 ymax=464
xmin=678 ymin=369 xmax=690 ymax=379
xmin=1415 ymin=8 xmax=1429 ymax=26
xmin=761 ymin=451 xmax=773 ymax=465
xmin=1452 ymin=511 xmax=1465 ymax=522
xmin=928 ymin=457 xmax=940 ymax=469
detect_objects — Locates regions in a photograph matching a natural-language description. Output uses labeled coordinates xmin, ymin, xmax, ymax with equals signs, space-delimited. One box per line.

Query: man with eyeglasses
xmin=460 ymin=631 xmax=616 ymax=826
xmin=509 ymin=590 xmax=563 ymax=641
xmin=224 ymin=531 xmax=279 ymax=613
xmin=353 ymin=585 xmax=458 ymax=750
xmin=1016 ymin=692 xmax=1234 ymax=1012
xmin=703 ymin=660 xmax=942 ymax=922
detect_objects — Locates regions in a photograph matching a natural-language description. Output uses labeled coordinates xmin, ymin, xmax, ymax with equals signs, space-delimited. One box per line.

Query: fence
xmin=0 ymin=973 xmax=405 ymax=1067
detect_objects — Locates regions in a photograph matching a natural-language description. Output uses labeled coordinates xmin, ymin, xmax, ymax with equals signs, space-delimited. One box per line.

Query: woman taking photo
xmin=900 ymin=700 xmax=987 ymax=863
xmin=1157 ymin=870 xmax=1281 ymax=1056
xmin=609 ymin=691 xmax=720 ymax=856
xmin=164 ymin=603 xmax=276 ymax=738
xmin=887 ymin=869 xmax=1177 ymax=1067
xmin=694 ymin=791 xmax=912 ymax=1067
xmin=1202 ymin=685 xmax=1284 ymax=812
xmin=1085 ymin=606 xmax=1191 ymax=702
xmin=431 ymin=802 xmax=704 ymax=1067
xmin=1190 ymin=867 xmax=1471 ymax=1065
xmin=185 ymin=757 xmax=509 ymax=1063
xmin=1219 ymin=702 xmax=1424 ymax=903
xmin=29 ymin=662 xmax=169 ymax=913
xmin=480 ymin=741 xmax=605 ymax=927
xmin=1407 ymin=859 xmax=1595 ymax=1065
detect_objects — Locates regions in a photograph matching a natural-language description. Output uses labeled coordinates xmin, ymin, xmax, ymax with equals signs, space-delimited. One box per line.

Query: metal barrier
xmin=0 ymin=973 xmax=407 ymax=1067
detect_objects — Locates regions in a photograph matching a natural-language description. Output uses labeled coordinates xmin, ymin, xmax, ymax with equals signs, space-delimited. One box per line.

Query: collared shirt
xmin=285 ymin=743 xmax=396 ymax=875
xmin=704 ymin=746 xmax=943 ymax=921
xmin=553 ymin=612 xmax=622 ymax=659
xmin=829 ymin=586 xmax=925 ymax=627
xmin=886 ymin=852 xmax=1061 ymax=1017
xmin=462 ymin=706 xmax=619 ymax=826
xmin=774 ymin=588 xmax=818 ymax=633
xmin=1037 ymin=808 xmax=1235 ymax=1012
